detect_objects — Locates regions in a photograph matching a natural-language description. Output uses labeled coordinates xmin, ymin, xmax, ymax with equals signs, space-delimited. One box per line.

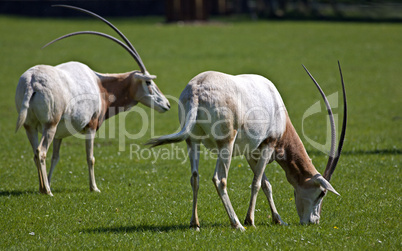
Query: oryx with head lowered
xmin=147 ymin=63 xmax=347 ymax=230
xmin=15 ymin=5 xmax=170 ymax=196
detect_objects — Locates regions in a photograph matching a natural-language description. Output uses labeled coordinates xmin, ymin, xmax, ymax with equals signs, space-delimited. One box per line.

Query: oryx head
xmin=42 ymin=5 xmax=170 ymax=113
xmin=294 ymin=174 xmax=340 ymax=224
xmin=295 ymin=62 xmax=347 ymax=224
xmin=132 ymin=71 xmax=170 ymax=113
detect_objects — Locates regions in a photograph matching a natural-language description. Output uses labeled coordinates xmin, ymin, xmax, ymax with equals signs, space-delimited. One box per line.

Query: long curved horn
xmin=42 ymin=31 xmax=146 ymax=72
xmin=302 ymin=64 xmax=337 ymax=172
xmin=52 ymin=5 xmax=143 ymax=60
xmin=323 ymin=61 xmax=347 ymax=181
xmin=302 ymin=62 xmax=347 ymax=182
xmin=46 ymin=5 xmax=147 ymax=73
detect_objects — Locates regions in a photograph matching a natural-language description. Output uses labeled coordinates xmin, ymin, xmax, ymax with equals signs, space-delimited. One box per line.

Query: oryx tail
xmin=147 ymin=96 xmax=198 ymax=147
xmin=15 ymin=77 xmax=34 ymax=132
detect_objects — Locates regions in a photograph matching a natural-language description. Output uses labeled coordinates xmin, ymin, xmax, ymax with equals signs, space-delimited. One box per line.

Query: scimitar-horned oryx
xmin=147 ymin=63 xmax=347 ymax=230
xmin=15 ymin=5 xmax=170 ymax=196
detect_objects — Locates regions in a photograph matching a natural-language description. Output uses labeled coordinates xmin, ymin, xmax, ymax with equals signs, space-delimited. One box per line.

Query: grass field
xmin=0 ymin=14 xmax=401 ymax=249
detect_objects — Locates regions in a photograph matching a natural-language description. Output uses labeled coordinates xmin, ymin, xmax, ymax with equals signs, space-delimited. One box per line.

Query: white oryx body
xmin=15 ymin=5 xmax=170 ymax=196
xmin=182 ymin=72 xmax=288 ymax=155
xmin=16 ymin=61 xmax=170 ymax=196
xmin=148 ymin=66 xmax=347 ymax=230
xmin=17 ymin=62 xmax=103 ymax=139
xmin=16 ymin=62 xmax=169 ymax=138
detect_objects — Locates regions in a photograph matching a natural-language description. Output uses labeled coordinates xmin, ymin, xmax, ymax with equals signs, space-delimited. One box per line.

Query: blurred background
xmin=1 ymin=0 xmax=402 ymax=22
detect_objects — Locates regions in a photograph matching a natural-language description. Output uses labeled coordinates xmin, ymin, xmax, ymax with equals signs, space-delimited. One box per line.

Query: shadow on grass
xmin=0 ymin=190 xmax=37 ymax=197
xmin=51 ymin=187 xmax=86 ymax=194
xmin=81 ymin=222 xmax=290 ymax=234
xmin=308 ymin=148 xmax=401 ymax=156
xmin=343 ymin=149 xmax=401 ymax=155
xmin=0 ymin=187 xmax=86 ymax=197
xmin=82 ymin=224 xmax=190 ymax=233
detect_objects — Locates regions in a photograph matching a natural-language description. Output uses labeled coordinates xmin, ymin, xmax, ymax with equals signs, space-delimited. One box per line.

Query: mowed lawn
xmin=0 ymin=14 xmax=400 ymax=249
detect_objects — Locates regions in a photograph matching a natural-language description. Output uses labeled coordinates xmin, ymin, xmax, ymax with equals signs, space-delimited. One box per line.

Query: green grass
xmin=0 ymin=15 xmax=401 ymax=249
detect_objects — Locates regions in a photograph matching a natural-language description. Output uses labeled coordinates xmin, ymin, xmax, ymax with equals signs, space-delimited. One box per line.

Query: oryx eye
xmin=146 ymin=80 xmax=151 ymax=86
xmin=146 ymin=83 xmax=153 ymax=94
xmin=315 ymin=191 xmax=326 ymax=203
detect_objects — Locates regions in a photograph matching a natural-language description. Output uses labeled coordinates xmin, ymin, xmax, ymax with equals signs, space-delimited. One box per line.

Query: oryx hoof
xmin=244 ymin=216 xmax=255 ymax=227
xmin=40 ymin=189 xmax=53 ymax=196
xmin=190 ymin=223 xmax=200 ymax=232
xmin=274 ymin=218 xmax=288 ymax=226
xmin=90 ymin=187 xmax=101 ymax=193
xmin=233 ymin=223 xmax=246 ymax=232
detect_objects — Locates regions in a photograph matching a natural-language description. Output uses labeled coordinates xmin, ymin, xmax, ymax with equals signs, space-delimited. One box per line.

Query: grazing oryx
xmin=15 ymin=5 xmax=170 ymax=196
xmin=147 ymin=63 xmax=347 ymax=230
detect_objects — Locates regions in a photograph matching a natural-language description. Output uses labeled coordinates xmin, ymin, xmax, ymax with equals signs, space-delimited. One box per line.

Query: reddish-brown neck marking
xmin=275 ymin=114 xmax=319 ymax=187
xmin=95 ymin=71 xmax=142 ymax=123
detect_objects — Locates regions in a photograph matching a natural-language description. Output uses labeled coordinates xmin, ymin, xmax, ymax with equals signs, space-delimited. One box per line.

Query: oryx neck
xmin=95 ymin=71 xmax=140 ymax=118
xmin=275 ymin=115 xmax=319 ymax=186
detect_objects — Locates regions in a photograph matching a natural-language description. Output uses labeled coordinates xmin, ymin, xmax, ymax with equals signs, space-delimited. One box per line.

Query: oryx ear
xmin=134 ymin=72 xmax=157 ymax=81
xmin=313 ymin=175 xmax=340 ymax=196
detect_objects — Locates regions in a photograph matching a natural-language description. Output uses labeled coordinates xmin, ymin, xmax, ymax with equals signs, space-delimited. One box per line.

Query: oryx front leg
xmin=245 ymin=147 xmax=286 ymax=226
xmin=86 ymin=128 xmax=100 ymax=192
xmin=260 ymin=172 xmax=287 ymax=225
xmin=187 ymin=140 xmax=201 ymax=230
xmin=244 ymin=145 xmax=273 ymax=227
xmin=212 ymin=141 xmax=245 ymax=231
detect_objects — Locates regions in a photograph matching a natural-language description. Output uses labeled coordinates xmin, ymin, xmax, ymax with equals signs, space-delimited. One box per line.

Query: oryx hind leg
xmin=25 ymin=125 xmax=42 ymax=193
xmin=212 ymin=138 xmax=245 ymax=231
xmin=187 ymin=139 xmax=201 ymax=230
xmin=30 ymin=123 xmax=57 ymax=196
xmin=85 ymin=128 xmax=100 ymax=192
xmin=48 ymin=138 xmax=62 ymax=186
